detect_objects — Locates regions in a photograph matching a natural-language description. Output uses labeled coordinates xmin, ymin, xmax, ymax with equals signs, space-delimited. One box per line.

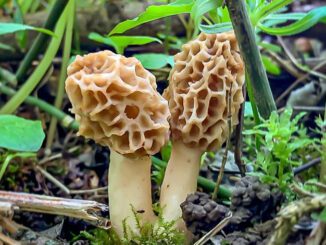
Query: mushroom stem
xmin=109 ymin=150 xmax=156 ymax=236
xmin=160 ymin=141 xmax=202 ymax=230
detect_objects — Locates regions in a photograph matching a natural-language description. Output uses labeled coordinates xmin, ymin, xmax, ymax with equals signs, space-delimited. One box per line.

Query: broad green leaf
xmin=199 ymin=22 xmax=232 ymax=34
xmin=261 ymin=55 xmax=281 ymax=75
xmin=258 ymin=6 xmax=326 ymax=36
xmin=89 ymin=32 xmax=162 ymax=54
xmin=0 ymin=115 xmax=45 ymax=152
xmin=0 ymin=23 xmax=55 ymax=36
xmin=134 ymin=53 xmax=174 ymax=69
xmin=109 ymin=0 xmax=194 ymax=36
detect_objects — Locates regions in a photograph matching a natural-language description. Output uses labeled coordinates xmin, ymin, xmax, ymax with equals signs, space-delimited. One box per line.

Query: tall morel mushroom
xmin=65 ymin=51 xmax=170 ymax=236
xmin=160 ymin=32 xmax=245 ymax=230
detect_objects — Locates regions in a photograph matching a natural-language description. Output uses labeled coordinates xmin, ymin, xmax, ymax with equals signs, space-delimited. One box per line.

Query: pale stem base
xmin=109 ymin=150 xmax=156 ymax=236
xmin=159 ymin=141 xmax=202 ymax=231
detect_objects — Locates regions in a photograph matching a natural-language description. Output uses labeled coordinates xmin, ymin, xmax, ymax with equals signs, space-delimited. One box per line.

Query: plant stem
xmin=0 ymin=153 xmax=35 ymax=181
xmin=0 ymin=84 xmax=78 ymax=130
xmin=15 ymin=0 xmax=68 ymax=82
xmin=225 ymin=0 xmax=276 ymax=119
xmin=46 ymin=0 xmax=75 ymax=150
xmin=0 ymin=3 xmax=69 ymax=115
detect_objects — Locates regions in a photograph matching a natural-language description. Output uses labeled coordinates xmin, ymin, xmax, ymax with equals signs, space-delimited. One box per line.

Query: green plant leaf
xmin=0 ymin=115 xmax=45 ymax=152
xmin=160 ymin=141 xmax=172 ymax=163
xmin=199 ymin=22 xmax=233 ymax=34
xmin=0 ymin=42 xmax=14 ymax=51
xmin=134 ymin=53 xmax=174 ymax=69
xmin=258 ymin=6 xmax=326 ymax=36
xmin=244 ymin=102 xmax=254 ymax=117
xmin=108 ymin=0 xmax=194 ymax=36
xmin=261 ymin=55 xmax=281 ymax=75
xmin=89 ymin=32 xmax=162 ymax=54
xmin=259 ymin=41 xmax=282 ymax=53
xmin=0 ymin=23 xmax=55 ymax=36
xmin=13 ymin=0 xmax=27 ymax=50
xmin=191 ymin=0 xmax=221 ymax=30
xmin=252 ymin=0 xmax=293 ymax=25
xmin=311 ymin=207 xmax=326 ymax=222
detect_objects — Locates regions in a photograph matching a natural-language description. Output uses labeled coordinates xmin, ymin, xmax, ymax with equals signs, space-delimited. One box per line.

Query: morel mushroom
xmin=160 ymin=32 xmax=245 ymax=230
xmin=65 ymin=51 xmax=170 ymax=236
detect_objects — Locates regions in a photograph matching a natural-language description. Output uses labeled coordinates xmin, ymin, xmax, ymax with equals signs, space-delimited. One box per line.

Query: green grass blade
xmin=108 ymin=0 xmax=193 ymax=36
xmin=258 ymin=6 xmax=326 ymax=36
xmin=0 ymin=23 xmax=55 ymax=36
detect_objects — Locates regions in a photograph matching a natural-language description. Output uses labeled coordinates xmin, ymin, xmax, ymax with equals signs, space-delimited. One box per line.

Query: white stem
xmin=159 ymin=141 xmax=202 ymax=230
xmin=109 ymin=150 xmax=156 ymax=236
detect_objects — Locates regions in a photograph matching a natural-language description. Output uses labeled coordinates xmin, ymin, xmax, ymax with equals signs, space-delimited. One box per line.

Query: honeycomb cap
xmin=65 ymin=50 xmax=170 ymax=157
xmin=164 ymin=31 xmax=244 ymax=151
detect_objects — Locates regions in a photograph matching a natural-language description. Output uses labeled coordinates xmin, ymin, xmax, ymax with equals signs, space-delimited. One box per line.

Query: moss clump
xmin=75 ymin=208 xmax=185 ymax=245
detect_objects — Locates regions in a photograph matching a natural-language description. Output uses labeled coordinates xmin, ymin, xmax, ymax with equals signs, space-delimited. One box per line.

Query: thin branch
xmin=305 ymin=181 xmax=326 ymax=192
xmin=0 ymin=231 xmax=20 ymax=245
xmin=293 ymin=158 xmax=321 ymax=175
xmin=268 ymin=194 xmax=326 ymax=245
xmin=266 ymin=50 xmax=303 ymax=78
xmin=275 ymin=60 xmax=326 ymax=105
xmin=290 ymin=183 xmax=315 ymax=198
xmin=212 ymin=86 xmax=232 ymax=200
xmin=194 ymin=211 xmax=233 ymax=245
xmin=35 ymin=165 xmax=107 ymax=195
xmin=0 ymin=191 xmax=110 ymax=229
xmin=234 ymin=84 xmax=246 ymax=176
xmin=278 ymin=37 xmax=326 ymax=80
xmin=278 ymin=106 xmax=325 ymax=114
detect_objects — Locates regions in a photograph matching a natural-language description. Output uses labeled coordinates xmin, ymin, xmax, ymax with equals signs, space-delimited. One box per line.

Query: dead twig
xmin=234 ymin=84 xmax=246 ymax=176
xmin=290 ymin=183 xmax=315 ymax=198
xmin=268 ymin=194 xmax=326 ymax=245
xmin=0 ymin=191 xmax=110 ymax=229
xmin=0 ymin=218 xmax=21 ymax=235
xmin=35 ymin=165 xmax=108 ymax=195
xmin=275 ymin=59 xmax=326 ymax=106
xmin=38 ymin=146 xmax=79 ymax=165
xmin=305 ymin=181 xmax=326 ymax=192
xmin=0 ymin=201 xmax=15 ymax=218
xmin=278 ymin=106 xmax=325 ymax=114
xmin=266 ymin=50 xmax=303 ymax=78
xmin=194 ymin=211 xmax=232 ymax=245
xmin=212 ymin=85 xmax=233 ymax=200
xmin=0 ymin=231 xmax=20 ymax=245
xmin=293 ymin=157 xmax=321 ymax=175
xmin=278 ymin=37 xmax=326 ymax=80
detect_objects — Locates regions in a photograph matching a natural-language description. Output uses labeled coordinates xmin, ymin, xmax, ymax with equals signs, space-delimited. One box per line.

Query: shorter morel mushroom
xmin=65 ymin=51 xmax=170 ymax=236
xmin=160 ymin=31 xmax=245 ymax=230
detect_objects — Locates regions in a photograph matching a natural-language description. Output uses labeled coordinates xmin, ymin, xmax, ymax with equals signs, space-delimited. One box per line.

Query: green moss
xmin=74 ymin=207 xmax=186 ymax=245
